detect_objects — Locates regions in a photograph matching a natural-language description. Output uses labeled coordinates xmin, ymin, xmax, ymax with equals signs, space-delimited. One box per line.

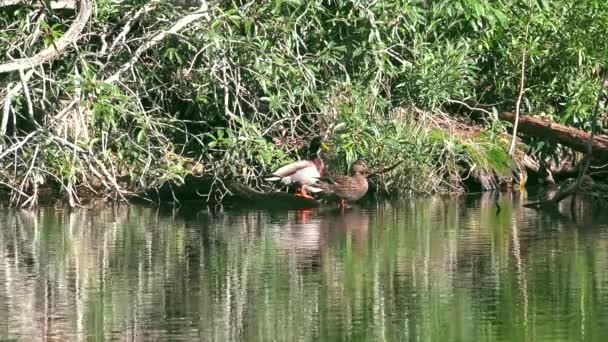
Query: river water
xmin=1 ymin=193 xmax=608 ymax=341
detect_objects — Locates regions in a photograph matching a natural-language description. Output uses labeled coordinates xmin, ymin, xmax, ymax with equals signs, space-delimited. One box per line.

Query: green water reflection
xmin=1 ymin=193 xmax=608 ymax=341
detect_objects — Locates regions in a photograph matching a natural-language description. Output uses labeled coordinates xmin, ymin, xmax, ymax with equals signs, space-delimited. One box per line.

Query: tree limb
xmin=508 ymin=0 xmax=533 ymax=155
xmin=0 ymin=0 xmax=91 ymax=74
xmin=499 ymin=111 xmax=608 ymax=158
xmin=104 ymin=1 xmax=211 ymax=83
xmin=524 ymin=70 xmax=608 ymax=208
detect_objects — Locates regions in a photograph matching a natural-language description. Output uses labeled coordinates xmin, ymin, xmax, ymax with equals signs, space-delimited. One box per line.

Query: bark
xmin=499 ymin=111 xmax=608 ymax=159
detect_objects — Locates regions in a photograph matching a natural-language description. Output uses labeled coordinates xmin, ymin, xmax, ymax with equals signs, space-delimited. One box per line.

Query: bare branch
xmin=508 ymin=0 xmax=533 ymax=156
xmin=19 ymin=68 xmax=35 ymax=122
xmin=0 ymin=0 xmax=92 ymax=74
xmin=0 ymin=129 xmax=41 ymax=159
xmin=108 ymin=4 xmax=157 ymax=53
xmin=104 ymin=1 xmax=211 ymax=83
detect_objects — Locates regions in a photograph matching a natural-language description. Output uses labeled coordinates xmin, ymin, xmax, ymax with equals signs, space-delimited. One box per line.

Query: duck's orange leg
xmin=295 ymin=185 xmax=315 ymax=199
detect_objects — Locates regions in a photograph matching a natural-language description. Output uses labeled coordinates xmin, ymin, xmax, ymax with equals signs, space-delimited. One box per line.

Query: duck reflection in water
xmin=274 ymin=206 xmax=370 ymax=270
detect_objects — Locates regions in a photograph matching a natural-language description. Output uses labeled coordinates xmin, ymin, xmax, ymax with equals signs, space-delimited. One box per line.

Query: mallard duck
xmin=264 ymin=136 xmax=330 ymax=199
xmin=309 ymin=160 xmax=369 ymax=208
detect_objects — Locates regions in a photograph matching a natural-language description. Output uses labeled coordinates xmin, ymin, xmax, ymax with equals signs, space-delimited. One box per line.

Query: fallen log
xmin=227 ymin=182 xmax=321 ymax=209
xmin=140 ymin=176 xmax=321 ymax=209
xmin=499 ymin=112 xmax=608 ymax=159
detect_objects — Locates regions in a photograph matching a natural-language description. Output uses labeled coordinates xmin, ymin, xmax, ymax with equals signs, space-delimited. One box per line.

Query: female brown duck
xmin=310 ymin=160 xmax=369 ymax=208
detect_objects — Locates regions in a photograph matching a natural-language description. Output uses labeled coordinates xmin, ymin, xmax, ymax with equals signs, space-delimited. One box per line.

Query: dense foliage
xmin=0 ymin=0 xmax=606 ymax=205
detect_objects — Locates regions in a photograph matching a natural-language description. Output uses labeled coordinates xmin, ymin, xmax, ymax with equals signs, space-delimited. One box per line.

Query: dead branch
xmin=499 ymin=112 xmax=608 ymax=158
xmin=0 ymin=0 xmax=91 ymax=74
xmin=104 ymin=1 xmax=211 ymax=83
xmin=508 ymin=0 xmax=533 ymax=155
xmin=107 ymin=4 xmax=157 ymax=53
xmin=0 ymin=129 xmax=41 ymax=159
xmin=367 ymin=160 xmax=403 ymax=178
xmin=19 ymin=68 xmax=35 ymax=122
xmin=524 ymin=70 xmax=608 ymax=208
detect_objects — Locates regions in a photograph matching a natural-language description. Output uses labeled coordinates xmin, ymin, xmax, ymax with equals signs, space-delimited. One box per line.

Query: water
xmin=1 ymin=193 xmax=608 ymax=341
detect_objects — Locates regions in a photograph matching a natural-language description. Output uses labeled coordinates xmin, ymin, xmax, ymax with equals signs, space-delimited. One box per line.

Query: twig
xmin=104 ymin=1 xmax=211 ymax=83
xmin=445 ymin=99 xmax=492 ymax=116
xmin=508 ymin=0 xmax=534 ymax=156
xmin=367 ymin=160 xmax=403 ymax=178
xmin=19 ymin=68 xmax=35 ymax=122
xmin=0 ymin=0 xmax=92 ymax=73
xmin=0 ymin=129 xmax=42 ymax=159
xmin=0 ymin=69 xmax=35 ymax=107
xmin=0 ymin=181 xmax=33 ymax=203
xmin=108 ymin=4 xmax=157 ymax=53
xmin=26 ymin=12 xmax=47 ymax=53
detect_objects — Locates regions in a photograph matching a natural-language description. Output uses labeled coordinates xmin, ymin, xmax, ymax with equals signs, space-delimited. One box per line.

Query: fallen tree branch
xmin=523 ymin=70 xmax=608 ymax=208
xmin=499 ymin=111 xmax=608 ymax=159
xmin=0 ymin=0 xmax=91 ymax=74
xmin=104 ymin=1 xmax=211 ymax=83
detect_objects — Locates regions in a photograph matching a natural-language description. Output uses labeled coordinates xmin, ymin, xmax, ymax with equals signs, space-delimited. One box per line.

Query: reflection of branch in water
xmin=511 ymin=220 xmax=529 ymax=337
xmin=581 ymin=271 xmax=586 ymax=341
xmin=0 ymin=208 xmax=163 ymax=340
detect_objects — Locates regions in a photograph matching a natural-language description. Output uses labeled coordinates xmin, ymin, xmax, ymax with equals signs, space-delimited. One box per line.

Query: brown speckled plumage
xmin=312 ymin=160 xmax=369 ymax=203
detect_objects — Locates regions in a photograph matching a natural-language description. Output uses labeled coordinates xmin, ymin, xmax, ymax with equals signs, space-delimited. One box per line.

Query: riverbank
xmin=0 ymin=111 xmax=528 ymax=208
xmin=1 ymin=0 xmax=605 ymax=208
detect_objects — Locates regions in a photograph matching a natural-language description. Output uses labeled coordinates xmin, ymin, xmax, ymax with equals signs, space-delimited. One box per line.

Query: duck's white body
xmin=265 ymin=160 xmax=323 ymax=187
xmin=264 ymin=136 xmax=328 ymax=199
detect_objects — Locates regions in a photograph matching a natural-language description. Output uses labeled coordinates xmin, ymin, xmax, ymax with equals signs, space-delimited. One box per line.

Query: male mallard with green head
xmin=310 ymin=160 xmax=369 ymax=208
xmin=264 ymin=136 xmax=330 ymax=199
